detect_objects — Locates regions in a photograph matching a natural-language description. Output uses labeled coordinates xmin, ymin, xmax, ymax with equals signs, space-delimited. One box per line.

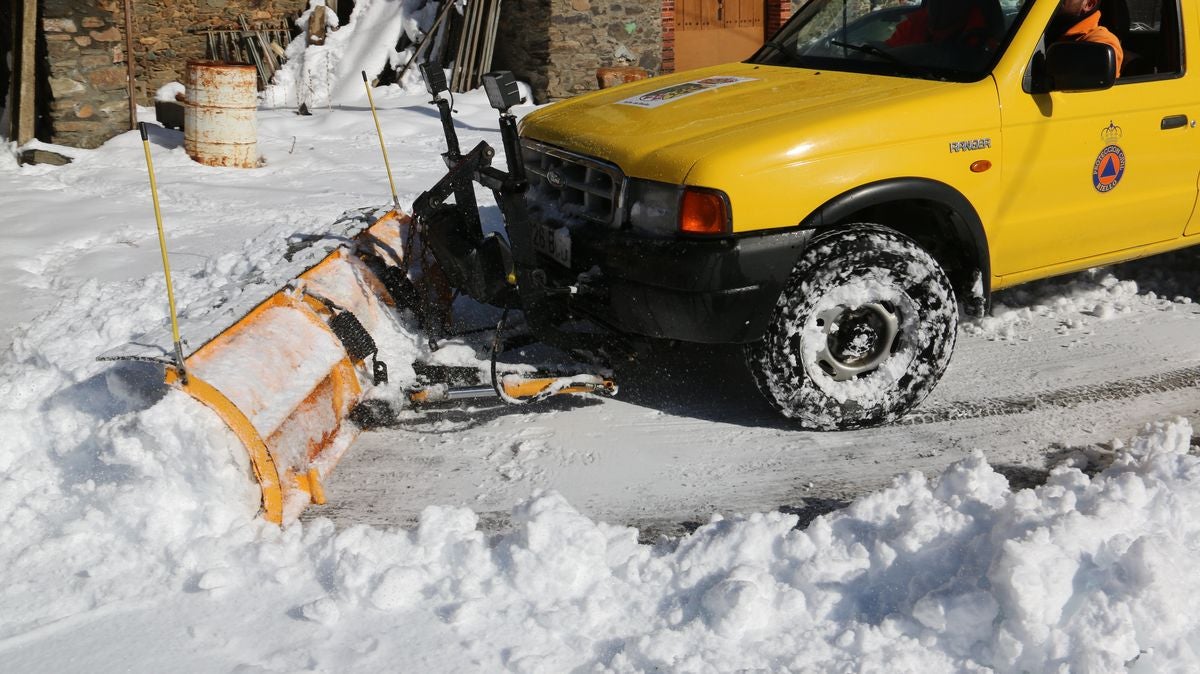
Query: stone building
xmin=3 ymin=0 xmax=305 ymax=150
xmin=494 ymin=0 xmax=795 ymax=102
xmin=3 ymin=0 xmax=795 ymax=149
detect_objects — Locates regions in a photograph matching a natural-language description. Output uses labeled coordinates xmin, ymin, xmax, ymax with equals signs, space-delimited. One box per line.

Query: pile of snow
xmin=965 ymin=264 xmax=1197 ymax=342
xmin=2 ymin=213 xmax=1199 ymax=668
xmin=265 ymin=0 xmax=445 ymax=109
xmin=155 ymin=81 xmax=186 ymax=103
xmin=3 ymin=3 xmax=1200 ymax=664
xmin=5 ymin=344 xmax=1200 ymax=673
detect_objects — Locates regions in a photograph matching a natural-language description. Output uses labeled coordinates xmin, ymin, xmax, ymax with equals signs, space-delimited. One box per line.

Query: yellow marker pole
xmin=139 ymin=122 xmax=188 ymax=384
xmin=362 ymin=71 xmax=401 ymax=209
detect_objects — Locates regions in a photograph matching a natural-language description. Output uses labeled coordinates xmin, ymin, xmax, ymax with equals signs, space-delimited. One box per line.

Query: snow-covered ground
xmin=5 ymin=3 xmax=1200 ymax=671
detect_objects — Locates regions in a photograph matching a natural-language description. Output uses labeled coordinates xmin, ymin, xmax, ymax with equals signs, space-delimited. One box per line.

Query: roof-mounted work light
xmin=420 ymin=62 xmax=449 ymax=97
xmin=482 ymin=71 xmax=523 ymax=113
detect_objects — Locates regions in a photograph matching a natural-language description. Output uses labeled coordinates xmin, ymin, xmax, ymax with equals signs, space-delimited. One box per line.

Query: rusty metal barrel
xmin=184 ymin=61 xmax=259 ymax=168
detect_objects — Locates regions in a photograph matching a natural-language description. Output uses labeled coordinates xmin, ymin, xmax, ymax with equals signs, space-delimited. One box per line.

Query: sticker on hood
xmin=615 ymin=76 xmax=757 ymax=109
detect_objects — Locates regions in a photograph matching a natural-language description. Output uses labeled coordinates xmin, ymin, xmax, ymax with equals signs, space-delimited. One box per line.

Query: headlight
xmin=624 ymin=180 xmax=733 ymax=237
xmin=624 ymin=178 xmax=682 ymax=237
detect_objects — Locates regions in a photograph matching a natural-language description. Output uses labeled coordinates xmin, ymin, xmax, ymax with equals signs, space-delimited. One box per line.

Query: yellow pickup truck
xmin=512 ymin=0 xmax=1198 ymax=429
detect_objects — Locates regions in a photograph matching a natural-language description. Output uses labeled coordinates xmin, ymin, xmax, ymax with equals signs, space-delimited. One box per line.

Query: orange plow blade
xmin=103 ymin=208 xmax=444 ymax=524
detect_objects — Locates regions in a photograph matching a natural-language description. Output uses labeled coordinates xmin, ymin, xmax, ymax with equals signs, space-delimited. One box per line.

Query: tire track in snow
xmin=901 ymin=363 xmax=1200 ymax=425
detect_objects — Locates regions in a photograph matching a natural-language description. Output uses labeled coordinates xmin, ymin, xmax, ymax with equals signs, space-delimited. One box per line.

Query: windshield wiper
xmin=830 ymin=39 xmax=907 ymax=66
xmin=829 ymin=39 xmax=941 ymax=79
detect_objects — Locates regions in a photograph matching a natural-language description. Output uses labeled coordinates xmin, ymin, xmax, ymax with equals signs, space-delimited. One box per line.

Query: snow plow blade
xmin=170 ymin=209 xmax=420 ymax=524
xmin=103 ymin=208 xmax=441 ymax=525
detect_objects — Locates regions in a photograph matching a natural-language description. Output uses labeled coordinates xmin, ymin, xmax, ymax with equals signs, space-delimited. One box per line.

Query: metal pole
xmin=138 ymin=122 xmax=188 ymax=383
xmin=361 ymin=72 xmax=401 ymax=210
xmin=123 ymin=0 xmax=138 ymax=129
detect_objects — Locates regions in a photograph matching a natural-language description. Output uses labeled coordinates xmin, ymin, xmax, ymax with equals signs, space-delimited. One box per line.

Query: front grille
xmin=521 ymin=139 xmax=623 ymax=228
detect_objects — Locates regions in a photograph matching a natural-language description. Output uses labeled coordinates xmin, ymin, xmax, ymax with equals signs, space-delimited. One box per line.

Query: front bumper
xmin=543 ymin=225 xmax=812 ymax=344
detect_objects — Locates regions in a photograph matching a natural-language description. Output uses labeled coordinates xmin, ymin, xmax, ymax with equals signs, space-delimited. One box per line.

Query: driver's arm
xmin=886 ymin=8 xmax=930 ymax=46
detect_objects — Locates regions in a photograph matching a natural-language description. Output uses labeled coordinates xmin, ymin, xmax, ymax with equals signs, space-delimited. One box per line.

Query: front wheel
xmin=746 ymin=224 xmax=958 ymax=429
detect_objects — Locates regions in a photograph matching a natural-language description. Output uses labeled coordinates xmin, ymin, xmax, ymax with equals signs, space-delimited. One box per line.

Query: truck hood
xmin=520 ymin=62 xmax=956 ymax=183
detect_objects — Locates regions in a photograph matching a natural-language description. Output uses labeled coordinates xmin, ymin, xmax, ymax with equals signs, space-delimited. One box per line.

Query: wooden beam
xmin=3 ymin=6 xmax=13 ymax=139
xmin=124 ymin=0 xmax=137 ymax=129
xmin=16 ymin=0 xmax=37 ymax=144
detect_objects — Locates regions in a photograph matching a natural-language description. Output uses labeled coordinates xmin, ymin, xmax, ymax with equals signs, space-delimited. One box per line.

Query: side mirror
xmin=1045 ymin=41 xmax=1116 ymax=92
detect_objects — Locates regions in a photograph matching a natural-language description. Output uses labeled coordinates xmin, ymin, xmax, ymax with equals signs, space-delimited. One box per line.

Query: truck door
xmin=991 ymin=0 xmax=1200 ymax=275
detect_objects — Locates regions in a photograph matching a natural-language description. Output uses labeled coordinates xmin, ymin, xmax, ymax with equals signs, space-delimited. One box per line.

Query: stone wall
xmin=496 ymin=0 xmax=662 ymax=102
xmin=493 ymin=0 xmax=553 ymax=101
xmin=41 ymin=0 xmax=129 ymax=148
xmin=39 ymin=0 xmax=305 ymax=148
xmin=126 ymin=0 xmax=306 ymax=103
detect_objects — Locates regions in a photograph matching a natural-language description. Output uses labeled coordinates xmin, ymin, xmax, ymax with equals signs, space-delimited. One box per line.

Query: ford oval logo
xmin=546 ymin=169 xmax=564 ymax=188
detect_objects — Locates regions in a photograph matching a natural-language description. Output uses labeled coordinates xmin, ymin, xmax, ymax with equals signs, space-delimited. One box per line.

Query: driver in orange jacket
xmin=1050 ymin=0 xmax=1124 ymax=74
xmin=886 ymin=0 xmax=993 ymax=47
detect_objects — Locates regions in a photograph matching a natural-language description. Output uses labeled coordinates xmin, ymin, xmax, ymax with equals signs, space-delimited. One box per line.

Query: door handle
xmin=1161 ymin=114 xmax=1188 ymax=130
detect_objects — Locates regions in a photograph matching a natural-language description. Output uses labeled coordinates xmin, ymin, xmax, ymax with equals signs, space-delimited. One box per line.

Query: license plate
xmin=532 ymin=223 xmax=571 ymax=268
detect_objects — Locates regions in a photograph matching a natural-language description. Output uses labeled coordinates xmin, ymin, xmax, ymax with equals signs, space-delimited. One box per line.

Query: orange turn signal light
xmin=970 ymin=160 xmax=992 ymax=173
xmin=680 ymin=188 xmax=729 ymax=235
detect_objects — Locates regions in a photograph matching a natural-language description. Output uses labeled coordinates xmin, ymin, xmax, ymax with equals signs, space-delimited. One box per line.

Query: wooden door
xmin=675 ymin=0 xmax=765 ymax=72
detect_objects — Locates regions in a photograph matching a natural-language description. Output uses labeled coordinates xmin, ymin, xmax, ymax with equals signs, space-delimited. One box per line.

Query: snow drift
xmin=5 ymin=320 xmax=1200 ymax=672
xmin=2 ymin=250 xmax=1199 ymax=670
xmin=3 ymin=7 xmax=1200 ymax=664
xmin=264 ymin=0 xmax=444 ymax=109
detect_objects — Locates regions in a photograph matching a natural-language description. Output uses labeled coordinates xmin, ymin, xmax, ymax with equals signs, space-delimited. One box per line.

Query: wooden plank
xmin=16 ymin=0 xmax=37 ymax=144
xmin=480 ymin=0 xmax=501 ymax=75
xmin=449 ymin=1 xmax=472 ymax=91
xmin=462 ymin=0 xmax=485 ymax=90
xmin=675 ymin=24 xmax=762 ymax=70
xmin=452 ymin=0 xmax=487 ymax=92
xmin=238 ymin=15 xmax=269 ymax=87
xmin=678 ymin=0 xmax=715 ymax=31
xmin=675 ymin=0 xmax=765 ymax=71
xmin=3 ymin=5 xmax=12 ymax=140
xmin=124 ymin=0 xmax=138 ymax=129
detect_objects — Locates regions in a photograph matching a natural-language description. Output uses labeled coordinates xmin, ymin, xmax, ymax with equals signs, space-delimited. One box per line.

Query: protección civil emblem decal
xmin=1093 ymin=145 xmax=1125 ymax=193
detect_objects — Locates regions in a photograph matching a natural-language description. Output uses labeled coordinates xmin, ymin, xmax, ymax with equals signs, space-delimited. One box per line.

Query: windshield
xmin=750 ymin=0 xmax=1034 ymax=81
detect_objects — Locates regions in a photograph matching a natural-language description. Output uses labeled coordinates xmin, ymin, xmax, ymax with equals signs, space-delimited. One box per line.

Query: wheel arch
xmin=797 ymin=178 xmax=991 ymax=315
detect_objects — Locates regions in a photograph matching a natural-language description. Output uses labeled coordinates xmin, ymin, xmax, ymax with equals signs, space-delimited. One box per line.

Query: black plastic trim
xmin=542 ymin=178 xmax=992 ymax=344
xmin=797 ymin=177 xmax=992 ymax=305
xmin=560 ymin=226 xmax=814 ymax=343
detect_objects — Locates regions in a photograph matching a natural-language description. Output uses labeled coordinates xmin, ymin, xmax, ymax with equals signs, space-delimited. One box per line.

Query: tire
xmin=746 ymin=224 xmax=958 ymax=430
